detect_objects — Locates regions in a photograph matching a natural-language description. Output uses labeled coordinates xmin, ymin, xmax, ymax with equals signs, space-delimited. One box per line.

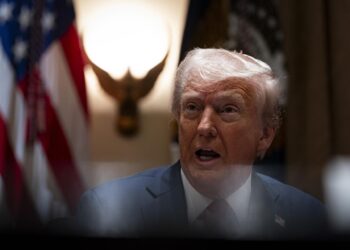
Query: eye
xmin=220 ymin=105 xmax=238 ymax=113
xmin=182 ymin=102 xmax=201 ymax=118
xmin=185 ymin=103 xmax=198 ymax=111
xmin=218 ymin=104 xmax=241 ymax=122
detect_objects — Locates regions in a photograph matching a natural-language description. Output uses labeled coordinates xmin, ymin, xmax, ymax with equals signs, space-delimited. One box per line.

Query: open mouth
xmin=195 ymin=149 xmax=220 ymax=161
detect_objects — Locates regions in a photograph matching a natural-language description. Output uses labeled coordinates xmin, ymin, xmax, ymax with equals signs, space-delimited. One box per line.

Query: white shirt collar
xmin=180 ymin=168 xmax=252 ymax=226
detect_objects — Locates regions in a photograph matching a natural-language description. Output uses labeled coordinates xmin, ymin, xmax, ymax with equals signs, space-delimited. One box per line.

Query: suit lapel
xmin=246 ymin=171 xmax=286 ymax=239
xmin=140 ymin=165 xmax=288 ymax=239
xmin=141 ymin=161 xmax=188 ymax=236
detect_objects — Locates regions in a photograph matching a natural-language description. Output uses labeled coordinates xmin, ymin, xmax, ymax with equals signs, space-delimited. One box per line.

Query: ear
xmin=256 ymin=126 xmax=276 ymax=158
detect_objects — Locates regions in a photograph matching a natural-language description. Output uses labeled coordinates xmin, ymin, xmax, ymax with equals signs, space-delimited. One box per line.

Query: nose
xmin=197 ymin=107 xmax=217 ymax=137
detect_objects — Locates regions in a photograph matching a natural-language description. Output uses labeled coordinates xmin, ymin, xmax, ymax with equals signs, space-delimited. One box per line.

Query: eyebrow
xmin=182 ymin=88 xmax=249 ymax=100
xmin=214 ymin=88 xmax=254 ymax=102
xmin=211 ymin=91 xmax=246 ymax=106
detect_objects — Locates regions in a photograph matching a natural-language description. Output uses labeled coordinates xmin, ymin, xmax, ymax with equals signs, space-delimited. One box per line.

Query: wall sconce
xmin=85 ymin=52 xmax=168 ymax=137
xmin=82 ymin=3 xmax=170 ymax=137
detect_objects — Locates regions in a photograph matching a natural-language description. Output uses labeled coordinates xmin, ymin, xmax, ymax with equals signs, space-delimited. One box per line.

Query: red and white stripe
xmin=0 ymin=24 xmax=89 ymax=225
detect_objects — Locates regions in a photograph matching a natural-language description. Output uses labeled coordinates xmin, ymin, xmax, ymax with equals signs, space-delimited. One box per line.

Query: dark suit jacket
xmin=72 ymin=161 xmax=328 ymax=240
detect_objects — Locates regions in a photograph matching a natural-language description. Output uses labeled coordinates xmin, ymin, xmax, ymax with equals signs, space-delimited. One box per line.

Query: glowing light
xmin=324 ymin=156 xmax=350 ymax=233
xmin=83 ymin=2 xmax=170 ymax=79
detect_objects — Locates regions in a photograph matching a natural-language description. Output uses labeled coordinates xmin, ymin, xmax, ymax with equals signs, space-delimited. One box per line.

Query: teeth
xmin=199 ymin=155 xmax=215 ymax=161
xmin=196 ymin=149 xmax=220 ymax=161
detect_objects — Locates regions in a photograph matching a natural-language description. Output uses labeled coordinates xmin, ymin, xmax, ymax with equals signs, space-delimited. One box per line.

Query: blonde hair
xmin=172 ymin=48 xmax=282 ymax=129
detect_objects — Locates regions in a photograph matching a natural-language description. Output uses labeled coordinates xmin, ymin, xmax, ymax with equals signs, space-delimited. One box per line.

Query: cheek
xmin=222 ymin=123 xmax=261 ymax=158
xmin=179 ymin=117 xmax=196 ymax=137
xmin=178 ymin=118 xmax=197 ymax=150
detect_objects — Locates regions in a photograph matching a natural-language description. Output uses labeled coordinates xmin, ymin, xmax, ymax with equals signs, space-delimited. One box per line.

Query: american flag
xmin=0 ymin=0 xmax=89 ymax=230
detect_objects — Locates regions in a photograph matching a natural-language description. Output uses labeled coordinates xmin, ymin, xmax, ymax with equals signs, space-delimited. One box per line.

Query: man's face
xmin=178 ymin=79 xmax=274 ymax=198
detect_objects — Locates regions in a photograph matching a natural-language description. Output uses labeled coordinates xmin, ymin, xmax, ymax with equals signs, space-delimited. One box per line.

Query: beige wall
xmin=73 ymin=0 xmax=188 ymax=187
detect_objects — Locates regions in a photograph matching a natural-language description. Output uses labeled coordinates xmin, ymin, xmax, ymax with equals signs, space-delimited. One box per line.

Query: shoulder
xmin=256 ymin=173 xmax=328 ymax=237
xmin=257 ymin=173 xmax=324 ymax=208
xmin=73 ymin=165 xmax=171 ymax=236
xmin=85 ymin=165 xmax=169 ymax=202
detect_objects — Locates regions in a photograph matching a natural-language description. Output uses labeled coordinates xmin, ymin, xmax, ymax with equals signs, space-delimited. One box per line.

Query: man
xmin=73 ymin=48 xmax=328 ymax=240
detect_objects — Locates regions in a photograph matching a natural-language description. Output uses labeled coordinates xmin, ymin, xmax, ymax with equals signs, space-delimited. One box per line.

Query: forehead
xmin=182 ymin=78 xmax=259 ymax=101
